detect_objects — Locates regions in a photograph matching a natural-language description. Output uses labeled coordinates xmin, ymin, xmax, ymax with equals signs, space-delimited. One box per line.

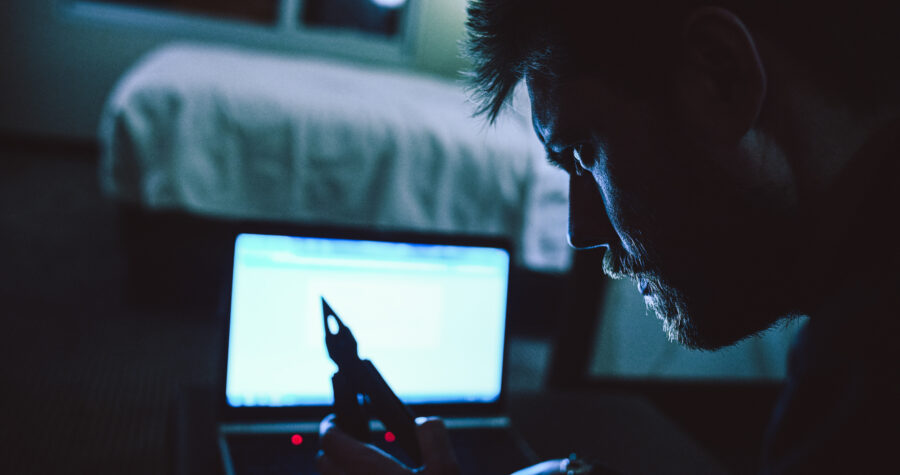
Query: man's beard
xmin=600 ymin=234 xmax=782 ymax=351
xmin=601 ymin=240 xmax=700 ymax=348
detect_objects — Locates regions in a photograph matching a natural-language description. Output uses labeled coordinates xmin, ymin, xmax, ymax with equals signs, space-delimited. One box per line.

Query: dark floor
xmin=0 ymin=138 xmax=779 ymax=475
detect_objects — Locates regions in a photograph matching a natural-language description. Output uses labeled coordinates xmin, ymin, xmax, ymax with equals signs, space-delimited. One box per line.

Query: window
xmin=88 ymin=0 xmax=279 ymax=24
xmin=302 ymin=0 xmax=407 ymax=38
xmin=65 ymin=0 xmax=419 ymax=66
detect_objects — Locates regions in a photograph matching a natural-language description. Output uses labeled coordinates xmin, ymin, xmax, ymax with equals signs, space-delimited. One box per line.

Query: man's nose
xmin=568 ymin=173 xmax=617 ymax=250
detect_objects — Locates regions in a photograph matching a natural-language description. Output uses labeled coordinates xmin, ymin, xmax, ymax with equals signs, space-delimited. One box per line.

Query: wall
xmin=0 ymin=0 xmax=471 ymax=140
xmin=412 ymin=0 xmax=470 ymax=78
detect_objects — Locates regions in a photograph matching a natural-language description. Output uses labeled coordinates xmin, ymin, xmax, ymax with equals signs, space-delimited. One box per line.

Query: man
xmin=318 ymin=1 xmax=900 ymax=473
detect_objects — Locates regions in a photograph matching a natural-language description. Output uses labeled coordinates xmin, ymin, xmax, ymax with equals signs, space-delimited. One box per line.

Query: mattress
xmin=99 ymin=43 xmax=570 ymax=272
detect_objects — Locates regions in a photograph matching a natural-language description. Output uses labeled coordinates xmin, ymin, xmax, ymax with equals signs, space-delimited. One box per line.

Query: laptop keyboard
xmin=226 ymin=433 xmax=320 ymax=474
xmin=226 ymin=427 xmax=533 ymax=475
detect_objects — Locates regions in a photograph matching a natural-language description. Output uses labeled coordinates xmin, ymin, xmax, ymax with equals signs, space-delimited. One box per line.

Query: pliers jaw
xmin=323 ymin=298 xmax=358 ymax=367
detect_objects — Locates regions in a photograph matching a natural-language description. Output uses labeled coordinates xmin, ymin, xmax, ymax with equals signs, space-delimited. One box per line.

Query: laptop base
xmin=221 ymin=423 xmax=534 ymax=475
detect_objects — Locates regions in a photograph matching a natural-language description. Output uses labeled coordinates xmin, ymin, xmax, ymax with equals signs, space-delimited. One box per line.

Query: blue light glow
xmin=370 ymin=0 xmax=407 ymax=9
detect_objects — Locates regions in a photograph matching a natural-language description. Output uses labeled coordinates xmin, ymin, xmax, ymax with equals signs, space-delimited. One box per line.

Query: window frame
xmin=60 ymin=0 xmax=421 ymax=67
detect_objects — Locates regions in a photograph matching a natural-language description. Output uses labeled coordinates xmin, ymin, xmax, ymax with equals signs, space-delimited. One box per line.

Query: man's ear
xmin=674 ymin=7 xmax=766 ymax=145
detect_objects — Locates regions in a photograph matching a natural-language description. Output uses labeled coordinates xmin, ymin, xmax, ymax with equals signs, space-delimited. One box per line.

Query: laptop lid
xmin=218 ymin=224 xmax=512 ymax=423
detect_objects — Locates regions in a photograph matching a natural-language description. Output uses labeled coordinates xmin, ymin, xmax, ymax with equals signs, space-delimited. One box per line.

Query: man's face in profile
xmin=528 ymin=69 xmax=805 ymax=350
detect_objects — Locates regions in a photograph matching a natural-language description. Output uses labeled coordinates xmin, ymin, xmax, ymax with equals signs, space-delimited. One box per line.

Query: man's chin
xmin=657 ymin=311 xmax=710 ymax=350
xmin=643 ymin=282 xmax=755 ymax=351
xmin=654 ymin=307 xmax=731 ymax=351
xmin=642 ymin=290 xmax=702 ymax=349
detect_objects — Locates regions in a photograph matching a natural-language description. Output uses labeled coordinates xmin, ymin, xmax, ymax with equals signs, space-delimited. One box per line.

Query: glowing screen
xmin=225 ymin=233 xmax=509 ymax=407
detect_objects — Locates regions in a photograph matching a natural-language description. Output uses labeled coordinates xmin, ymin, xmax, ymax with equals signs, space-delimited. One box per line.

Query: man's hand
xmin=317 ymin=414 xmax=460 ymax=475
xmin=509 ymin=460 xmax=569 ymax=475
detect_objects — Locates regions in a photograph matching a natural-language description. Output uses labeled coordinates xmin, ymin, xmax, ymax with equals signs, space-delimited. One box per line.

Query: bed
xmin=98 ymin=43 xmax=571 ymax=275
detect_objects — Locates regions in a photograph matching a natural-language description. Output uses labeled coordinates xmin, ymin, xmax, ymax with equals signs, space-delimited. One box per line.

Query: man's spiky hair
xmin=464 ymin=0 xmax=552 ymax=123
xmin=464 ymin=0 xmax=674 ymax=123
xmin=464 ymin=0 xmax=900 ymax=123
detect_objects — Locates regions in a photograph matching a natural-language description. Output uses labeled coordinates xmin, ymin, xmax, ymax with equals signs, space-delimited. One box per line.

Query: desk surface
xmin=172 ymin=387 xmax=727 ymax=475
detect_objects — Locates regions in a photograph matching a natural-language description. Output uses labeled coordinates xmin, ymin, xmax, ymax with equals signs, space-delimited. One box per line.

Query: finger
xmin=316 ymin=450 xmax=347 ymax=475
xmin=414 ymin=417 xmax=460 ymax=475
xmin=510 ymin=459 xmax=568 ymax=475
xmin=320 ymin=418 xmax=411 ymax=475
xmin=319 ymin=413 xmax=338 ymax=437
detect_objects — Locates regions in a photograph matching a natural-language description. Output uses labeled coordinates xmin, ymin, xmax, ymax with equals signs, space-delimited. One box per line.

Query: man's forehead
xmin=526 ymin=72 xmax=594 ymax=149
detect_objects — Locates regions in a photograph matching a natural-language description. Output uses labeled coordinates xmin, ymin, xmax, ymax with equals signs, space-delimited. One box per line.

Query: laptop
xmin=217 ymin=224 xmax=536 ymax=474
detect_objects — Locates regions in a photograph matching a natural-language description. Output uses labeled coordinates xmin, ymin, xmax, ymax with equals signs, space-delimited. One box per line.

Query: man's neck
xmin=803 ymin=116 xmax=900 ymax=315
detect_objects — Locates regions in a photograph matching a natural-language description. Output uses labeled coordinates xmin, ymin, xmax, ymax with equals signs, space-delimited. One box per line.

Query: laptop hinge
xmin=219 ymin=416 xmax=510 ymax=434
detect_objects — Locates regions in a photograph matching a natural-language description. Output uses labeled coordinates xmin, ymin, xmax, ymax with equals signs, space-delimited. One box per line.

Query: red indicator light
xmin=384 ymin=431 xmax=396 ymax=443
xmin=291 ymin=434 xmax=303 ymax=446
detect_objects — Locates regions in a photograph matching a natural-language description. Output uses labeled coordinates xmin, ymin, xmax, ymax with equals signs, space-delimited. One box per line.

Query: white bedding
xmin=99 ymin=43 xmax=571 ymax=272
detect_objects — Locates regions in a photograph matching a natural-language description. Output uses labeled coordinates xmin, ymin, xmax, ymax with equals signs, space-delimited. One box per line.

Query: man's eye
xmin=569 ymin=144 xmax=594 ymax=175
xmin=547 ymin=150 xmax=577 ymax=174
xmin=571 ymin=144 xmax=595 ymax=171
xmin=547 ymin=144 xmax=595 ymax=175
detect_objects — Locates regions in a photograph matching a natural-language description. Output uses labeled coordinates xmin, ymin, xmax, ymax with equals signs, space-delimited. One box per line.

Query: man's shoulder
xmin=760 ymin=288 xmax=900 ymax=474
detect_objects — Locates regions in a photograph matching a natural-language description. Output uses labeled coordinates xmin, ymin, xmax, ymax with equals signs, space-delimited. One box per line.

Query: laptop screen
xmin=224 ymin=232 xmax=510 ymax=408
